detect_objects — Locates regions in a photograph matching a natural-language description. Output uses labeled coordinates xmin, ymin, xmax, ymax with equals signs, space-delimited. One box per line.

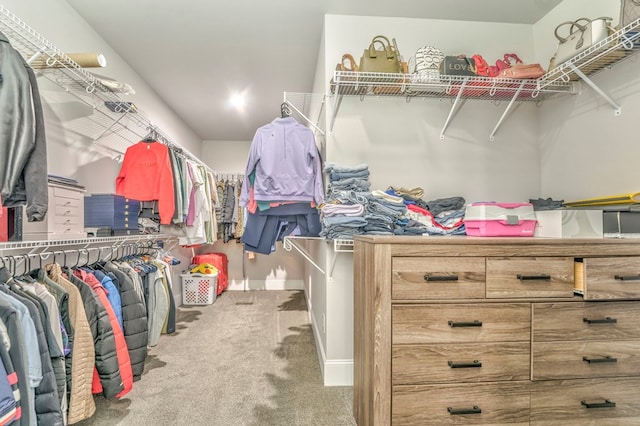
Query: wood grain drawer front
xmin=392 ymin=342 xmax=530 ymax=385
xmin=531 ymin=378 xmax=640 ymax=425
xmin=582 ymin=257 xmax=640 ymax=300
xmin=532 ymin=340 xmax=640 ymax=380
xmin=533 ymin=302 xmax=640 ymax=342
xmin=392 ymin=257 xmax=485 ymax=300
xmin=486 ymin=257 xmax=574 ymax=299
xmin=393 ymin=303 xmax=530 ymax=344
xmin=392 ymin=382 xmax=530 ymax=425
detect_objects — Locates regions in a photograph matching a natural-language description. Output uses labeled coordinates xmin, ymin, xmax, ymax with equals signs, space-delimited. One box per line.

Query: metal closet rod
xmin=0 ymin=241 xmax=159 ymax=276
xmin=214 ymin=171 xmax=244 ymax=181
xmin=143 ymin=125 xmax=214 ymax=175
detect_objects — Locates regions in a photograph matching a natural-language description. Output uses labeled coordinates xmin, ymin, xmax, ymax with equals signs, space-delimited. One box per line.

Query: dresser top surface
xmin=353 ymin=235 xmax=640 ymax=246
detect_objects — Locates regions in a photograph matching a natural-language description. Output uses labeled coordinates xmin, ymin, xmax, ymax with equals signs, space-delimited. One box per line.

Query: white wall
xmin=202 ymin=140 xmax=252 ymax=174
xmin=324 ymin=14 xmax=542 ymax=203
xmin=534 ymin=0 xmax=639 ymax=200
xmin=2 ymin=0 xmax=204 ymax=303
xmin=3 ymin=0 xmax=203 ymax=193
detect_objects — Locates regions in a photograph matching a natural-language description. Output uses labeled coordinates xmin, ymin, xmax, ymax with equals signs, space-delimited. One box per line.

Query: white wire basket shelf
xmin=330 ymin=71 xmax=578 ymax=101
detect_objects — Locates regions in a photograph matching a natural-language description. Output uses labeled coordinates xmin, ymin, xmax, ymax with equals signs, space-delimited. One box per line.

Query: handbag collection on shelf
xmin=552 ymin=17 xmax=614 ymax=66
xmin=327 ymin=10 xmax=636 ymax=99
xmin=548 ymin=15 xmax=631 ymax=78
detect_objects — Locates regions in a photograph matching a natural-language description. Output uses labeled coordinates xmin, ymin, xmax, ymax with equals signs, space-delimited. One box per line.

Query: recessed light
xmin=230 ymin=93 xmax=246 ymax=110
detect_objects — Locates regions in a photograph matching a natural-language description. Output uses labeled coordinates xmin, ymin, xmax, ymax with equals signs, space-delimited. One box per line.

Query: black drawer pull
xmin=516 ymin=274 xmax=550 ymax=281
xmin=581 ymin=399 xmax=616 ymax=409
xmin=583 ymin=317 xmax=617 ymax=324
xmin=424 ymin=274 xmax=458 ymax=282
xmin=448 ymin=360 xmax=482 ymax=369
xmin=448 ymin=406 xmax=482 ymax=415
xmin=614 ymin=274 xmax=640 ymax=281
xmin=448 ymin=320 xmax=482 ymax=328
xmin=583 ymin=355 xmax=617 ymax=364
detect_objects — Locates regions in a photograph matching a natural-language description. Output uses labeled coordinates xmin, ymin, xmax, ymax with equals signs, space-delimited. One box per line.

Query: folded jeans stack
xmin=321 ymin=163 xmax=371 ymax=240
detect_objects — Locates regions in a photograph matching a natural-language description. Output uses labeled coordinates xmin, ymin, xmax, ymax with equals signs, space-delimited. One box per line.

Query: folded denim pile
xmin=386 ymin=188 xmax=466 ymax=236
xmin=364 ymin=190 xmax=407 ymax=235
xmin=321 ymin=163 xmax=370 ymax=240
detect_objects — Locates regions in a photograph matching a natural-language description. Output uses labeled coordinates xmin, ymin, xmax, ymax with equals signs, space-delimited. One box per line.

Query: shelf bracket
xmin=489 ymin=81 xmax=526 ymax=141
xmin=283 ymin=236 xmax=325 ymax=276
xmin=566 ymin=63 xmax=622 ymax=115
xmin=283 ymin=98 xmax=325 ymax=136
xmin=328 ymin=93 xmax=344 ymax=134
xmin=328 ymin=239 xmax=354 ymax=278
xmin=440 ymin=79 xmax=468 ymax=139
xmin=93 ymin=110 xmax=131 ymax=141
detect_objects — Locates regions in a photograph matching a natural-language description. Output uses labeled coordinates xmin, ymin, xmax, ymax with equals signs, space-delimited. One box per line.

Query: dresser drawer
xmin=392 ymin=342 xmax=530 ymax=385
xmin=393 ymin=303 xmax=530 ymax=344
xmin=531 ymin=377 xmax=640 ymax=425
xmin=53 ymin=203 xmax=81 ymax=218
xmin=532 ymin=340 xmax=640 ymax=380
xmin=392 ymin=257 xmax=485 ymax=300
xmin=393 ymin=382 xmax=530 ymax=425
xmin=486 ymin=257 xmax=574 ymax=299
xmin=53 ymin=195 xmax=82 ymax=209
xmin=580 ymin=257 xmax=640 ymax=300
xmin=533 ymin=302 xmax=640 ymax=342
xmin=51 ymin=184 xmax=84 ymax=201
xmin=52 ymin=215 xmax=83 ymax=227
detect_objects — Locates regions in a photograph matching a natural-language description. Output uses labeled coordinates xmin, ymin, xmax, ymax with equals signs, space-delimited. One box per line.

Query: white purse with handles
xmin=553 ymin=17 xmax=612 ymax=65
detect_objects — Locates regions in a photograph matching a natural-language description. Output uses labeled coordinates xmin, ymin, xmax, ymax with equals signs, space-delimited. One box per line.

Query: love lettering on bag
xmin=448 ymin=61 xmax=474 ymax=72
xmin=439 ymin=55 xmax=477 ymax=76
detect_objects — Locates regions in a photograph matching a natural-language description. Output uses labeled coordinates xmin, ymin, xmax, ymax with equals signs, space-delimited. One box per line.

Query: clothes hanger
xmin=142 ymin=128 xmax=158 ymax=143
xmin=281 ymin=102 xmax=291 ymax=118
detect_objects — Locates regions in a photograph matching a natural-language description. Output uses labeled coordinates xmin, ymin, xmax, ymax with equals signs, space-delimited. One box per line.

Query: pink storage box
xmin=463 ymin=202 xmax=536 ymax=237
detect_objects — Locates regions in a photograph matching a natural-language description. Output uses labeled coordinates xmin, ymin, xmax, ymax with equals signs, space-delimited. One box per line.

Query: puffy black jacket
xmin=103 ymin=263 xmax=148 ymax=381
xmin=65 ymin=270 xmax=124 ymax=399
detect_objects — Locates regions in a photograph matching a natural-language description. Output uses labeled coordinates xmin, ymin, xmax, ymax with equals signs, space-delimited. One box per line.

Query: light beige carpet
xmin=75 ymin=290 xmax=356 ymax=426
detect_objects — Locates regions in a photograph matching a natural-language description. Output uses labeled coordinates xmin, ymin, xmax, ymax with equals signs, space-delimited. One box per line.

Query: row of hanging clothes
xmin=115 ymin=128 xmax=220 ymax=246
xmin=0 ymin=242 xmax=180 ymax=425
xmin=215 ymin=173 xmax=244 ymax=243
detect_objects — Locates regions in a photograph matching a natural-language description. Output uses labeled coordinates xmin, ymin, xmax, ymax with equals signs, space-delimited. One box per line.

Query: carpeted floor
xmin=75 ymin=290 xmax=356 ymax=426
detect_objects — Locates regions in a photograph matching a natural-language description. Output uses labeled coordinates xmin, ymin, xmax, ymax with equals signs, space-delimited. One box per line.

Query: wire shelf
xmin=330 ymin=71 xmax=577 ymax=102
xmin=0 ymin=234 xmax=175 ymax=253
xmin=542 ymin=18 xmax=640 ymax=86
xmin=0 ymin=5 xmax=210 ymax=171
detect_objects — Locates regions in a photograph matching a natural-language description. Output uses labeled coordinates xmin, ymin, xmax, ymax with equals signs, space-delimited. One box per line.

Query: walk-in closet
xmin=2 ymin=0 xmax=640 ymax=425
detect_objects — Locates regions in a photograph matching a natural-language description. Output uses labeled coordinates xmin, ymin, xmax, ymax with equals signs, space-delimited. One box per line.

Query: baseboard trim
xmin=305 ymin=291 xmax=353 ymax=387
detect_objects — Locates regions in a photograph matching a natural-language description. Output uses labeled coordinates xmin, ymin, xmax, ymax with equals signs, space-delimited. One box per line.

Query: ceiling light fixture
xmin=229 ymin=92 xmax=246 ymax=110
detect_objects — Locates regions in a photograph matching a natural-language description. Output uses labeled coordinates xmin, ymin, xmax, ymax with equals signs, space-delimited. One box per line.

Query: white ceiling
xmin=66 ymin=0 xmax=564 ymax=142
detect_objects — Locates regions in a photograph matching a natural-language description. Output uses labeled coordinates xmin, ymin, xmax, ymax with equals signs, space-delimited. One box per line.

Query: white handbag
xmin=553 ymin=17 xmax=612 ymax=65
xmin=408 ymin=45 xmax=444 ymax=81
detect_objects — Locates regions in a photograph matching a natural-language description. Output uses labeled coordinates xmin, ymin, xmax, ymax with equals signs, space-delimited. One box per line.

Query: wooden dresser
xmin=353 ymin=236 xmax=640 ymax=425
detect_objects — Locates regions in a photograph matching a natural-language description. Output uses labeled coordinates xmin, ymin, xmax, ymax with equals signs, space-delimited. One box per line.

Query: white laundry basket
xmin=181 ymin=273 xmax=218 ymax=305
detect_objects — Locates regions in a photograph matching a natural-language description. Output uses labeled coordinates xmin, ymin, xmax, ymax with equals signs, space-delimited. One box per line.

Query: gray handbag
xmin=620 ymin=0 xmax=640 ymax=28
